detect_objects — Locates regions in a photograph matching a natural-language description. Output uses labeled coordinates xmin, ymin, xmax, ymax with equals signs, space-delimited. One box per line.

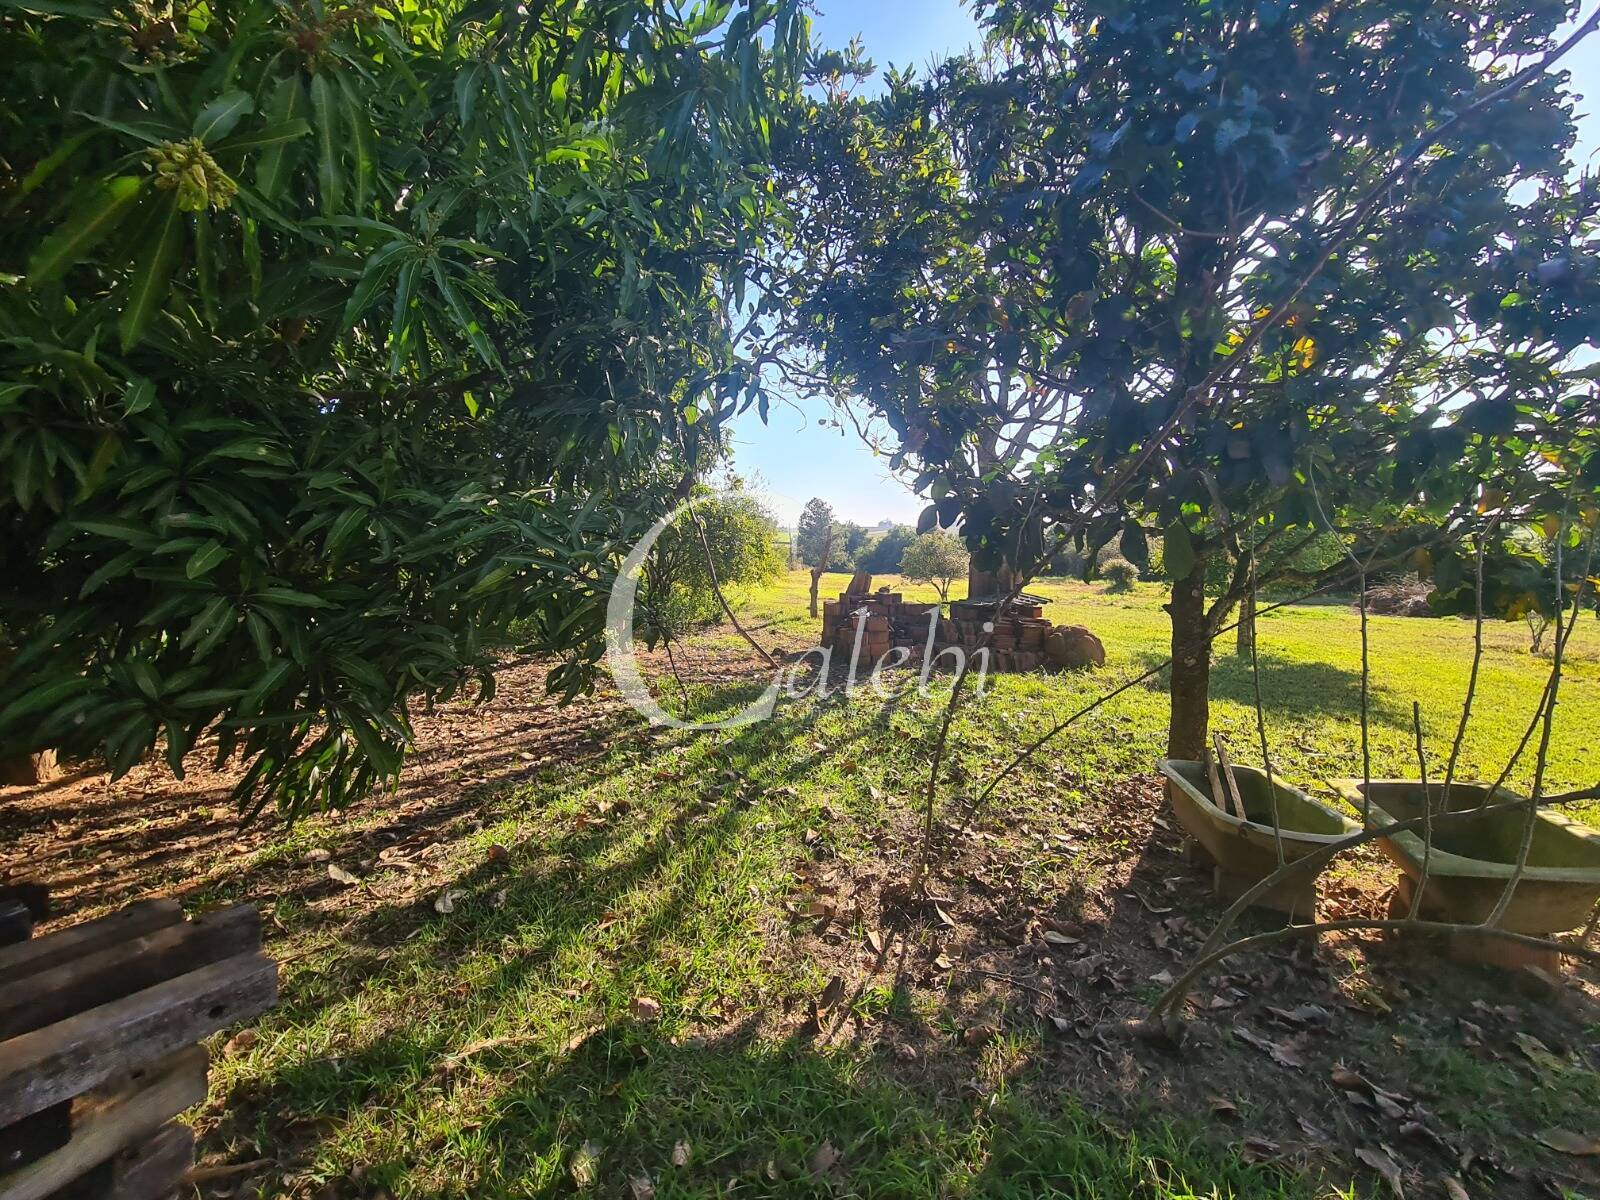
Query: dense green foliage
xmin=794 ymin=496 xmax=841 ymax=570
xmin=857 ymin=522 xmax=916 ymax=573
xmin=639 ymin=484 xmax=784 ymax=638
xmin=0 ymin=0 xmax=803 ymax=813
xmin=1101 ymin=557 xmax=1138 ymax=593
xmin=899 ymin=528 xmax=970 ymax=602
xmin=766 ymin=0 xmax=1600 ymax=754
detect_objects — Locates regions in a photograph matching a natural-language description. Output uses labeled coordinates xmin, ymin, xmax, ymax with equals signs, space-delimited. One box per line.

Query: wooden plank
xmin=0 ymin=953 xmax=275 ymax=1128
xmin=0 ymin=906 xmax=260 ymax=1041
xmin=1203 ymin=750 xmax=1228 ymax=819
xmin=46 ymin=1122 xmax=194 ymax=1200
xmin=0 ymin=903 xmax=184 ymax=982
xmin=0 ymin=1107 xmax=68 ymax=1179
xmin=0 ymin=1050 xmax=205 ymax=1200
xmin=1213 ymin=735 xmax=1246 ymax=820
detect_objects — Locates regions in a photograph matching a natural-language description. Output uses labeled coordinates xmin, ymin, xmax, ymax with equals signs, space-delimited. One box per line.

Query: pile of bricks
xmin=819 ymin=572 xmax=1055 ymax=673
xmin=944 ymin=597 xmax=1054 ymax=672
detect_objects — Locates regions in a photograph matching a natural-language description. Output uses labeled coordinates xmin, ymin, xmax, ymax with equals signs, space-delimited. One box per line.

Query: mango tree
xmin=764 ymin=0 xmax=1599 ymax=758
xmin=0 ymin=0 xmax=805 ymax=814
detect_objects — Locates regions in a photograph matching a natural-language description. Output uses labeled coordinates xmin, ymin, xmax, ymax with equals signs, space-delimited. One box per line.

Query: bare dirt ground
xmin=0 ymin=654 xmax=628 ymax=929
xmin=785 ymin=778 xmax=1600 ymax=1199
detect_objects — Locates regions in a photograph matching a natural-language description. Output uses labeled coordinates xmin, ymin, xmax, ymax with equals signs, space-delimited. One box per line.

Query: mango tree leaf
xmin=309 ymin=71 xmax=343 ymax=215
xmin=117 ymin=193 xmax=184 ymax=351
xmin=254 ymin=77 xmax=308 ymax=201
xmin=1163 ymin=520 xmax=1196 ymax=580
xmin=27 ymin=176 xmax=146 ymax=285
xmin=341 ymin=239 xmax=416 ymax=331
xmin=185 ymin=539 xmax=230 ymax=578
xmin=214 ymin=118 xmax=311 ymax=155
xmin=194 ymin=90 xmax=254 ymax=142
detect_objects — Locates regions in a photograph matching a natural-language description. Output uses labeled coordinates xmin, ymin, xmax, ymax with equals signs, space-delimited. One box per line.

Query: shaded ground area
xmin=4 ymin=580 xmax=1600 ymax=1200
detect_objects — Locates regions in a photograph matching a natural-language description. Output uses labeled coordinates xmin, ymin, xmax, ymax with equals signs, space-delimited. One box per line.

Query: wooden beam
xmin=0 ymin=953 xmax=275 ymax=1127
xmin=0 ymin=1050 xmax=206 ymax=1200
xmin=0 ymin=903 xmax=184 ymax=983
xmin=0 ymin=906 xmax=260 ymax=1041
xmin=50 ymin=1122 xmax=195 ymax=1200
xmin=0 ymin=1106 xmax=68 ymax=1179
xmin=1213 ymin=734 xmax=1247 ymax=820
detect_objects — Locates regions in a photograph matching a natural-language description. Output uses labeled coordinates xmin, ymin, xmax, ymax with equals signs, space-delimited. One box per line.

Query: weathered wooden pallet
xmin=0 ymin=899 xmax=277 ymax=1200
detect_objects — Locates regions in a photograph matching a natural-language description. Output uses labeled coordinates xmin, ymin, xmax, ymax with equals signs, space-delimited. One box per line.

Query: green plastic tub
xmin=1158 ymin=759 xmax=1359 ymax=915
xmin=1332 ymin=779 xmax=1600 ymax=935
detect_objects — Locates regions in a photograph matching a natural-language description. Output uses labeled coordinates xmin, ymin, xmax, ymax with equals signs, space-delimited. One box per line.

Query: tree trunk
xmin=1167 ymin=560 xmax=1212 ymax=760
xmin=1235 ymin=586 xmax=1255 ymax=658
xmin=809 ymin=568 xmax=822 ymax=618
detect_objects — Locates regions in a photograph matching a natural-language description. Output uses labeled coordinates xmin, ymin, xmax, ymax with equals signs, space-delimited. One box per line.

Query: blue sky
xmin=727 ymin=1 xmax=1600 ymax=530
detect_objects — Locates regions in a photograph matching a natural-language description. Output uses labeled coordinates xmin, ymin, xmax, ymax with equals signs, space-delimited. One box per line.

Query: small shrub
xmin=1102 ymin=558 xmax=1139 ymax=592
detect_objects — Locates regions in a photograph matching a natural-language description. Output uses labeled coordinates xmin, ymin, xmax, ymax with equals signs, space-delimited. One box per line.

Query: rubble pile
xmin=818 ymin=571 xmax=1104 ymax=673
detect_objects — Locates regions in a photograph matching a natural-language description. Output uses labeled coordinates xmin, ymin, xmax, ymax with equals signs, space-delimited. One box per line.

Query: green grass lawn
xmin=734 ymin=570 xmax=1600 ymax=814
xmin=184 ymin=570 xmax=1599 ymax=1199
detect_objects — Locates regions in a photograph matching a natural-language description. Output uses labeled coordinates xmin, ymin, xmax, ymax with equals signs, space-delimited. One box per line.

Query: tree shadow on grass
xmin=1126 ymin=649 xmax=1414 ymax=728
xmin=208 ymin=771 xmax=1320 ymax=1200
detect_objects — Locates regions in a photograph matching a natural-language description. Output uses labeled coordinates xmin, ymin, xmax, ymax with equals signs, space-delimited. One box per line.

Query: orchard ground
xmin=3 ymin=570 xmax=1598 ymax=1199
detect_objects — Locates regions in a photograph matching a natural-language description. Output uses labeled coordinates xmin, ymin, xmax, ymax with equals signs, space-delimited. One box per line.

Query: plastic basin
xmin=1158 ymin=759 xmax=1358 ymax=914
xmin=1332 ymin=779 xmax=1600 ymax=935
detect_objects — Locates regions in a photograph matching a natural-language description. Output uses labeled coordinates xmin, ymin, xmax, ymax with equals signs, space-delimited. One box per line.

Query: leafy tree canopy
xmin=763 ymin=0 xmax=1600 ymax=753
xmin=794 ymin=496 xmax=838 ymax=569
xmin=899 ymin=529 xmax=970 ymax=602
xmin=857 ymin=523 xmax=916 ymax=573
xmin=0 ymin=0 xmax=805 ymax=815
xmin=639 ymin=480 xmax=784 ymax=640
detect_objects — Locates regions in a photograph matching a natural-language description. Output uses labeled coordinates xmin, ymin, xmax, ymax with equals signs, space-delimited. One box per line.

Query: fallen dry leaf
xmin=1442 ymin=1177 xmax=1469 ymax=1200
xmin=561 ymin=1024 xmax=603 ymax=1053
xmin=222 ymin=1029 xmax=258 ymax=1057
xmin=1534 ymin=1129 xmax=1600 ymax=1156
xmin=1330 ymin=1064 xmax=1367 ymax=1091
xmin=1239 ymin=1137 xmax=1280 ymax=1164
xmin=326 ymin=864 xmax=361 ymax=886
xmin=1355 ymin=1146 xmax=1405 ymax=1198
xmin=433 ymin=887 xmax=466 ymax=914
xmin=1267 ymin=1003 xmax=1332 ymax=1029
xmin=630 ymin=996 xmax=662 ymax=1021
xmin=1234 ymin=1026 xmax=1304 ymax=1069
xmin=570 ymin=1141 xmax=601 ymax=1189
xmin=1512 ymin=1031 xmax=1565 ymax=1076
xmin=1207 ymin=1096 xmax=1238 ymax=1121
xmin=809 ymin=1141 xmax=841 ymax=1175
xmin=963 ymin=1023 xmax=998 ymax=1047
xmin=671 ymin=1140 xmax=691 ymax=1168
xmin=486 ymin=843 xmax=510 ymax=865
xmin=627 ymin=1173 xmax=654 ymax=1200
xmin=865 ymin=929 xmax=884 ymax=954
xmin=819 ymin=975 xmax=846 ymax=1010
xmin=442 ymin=1033 xmax=535 ymax=1066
